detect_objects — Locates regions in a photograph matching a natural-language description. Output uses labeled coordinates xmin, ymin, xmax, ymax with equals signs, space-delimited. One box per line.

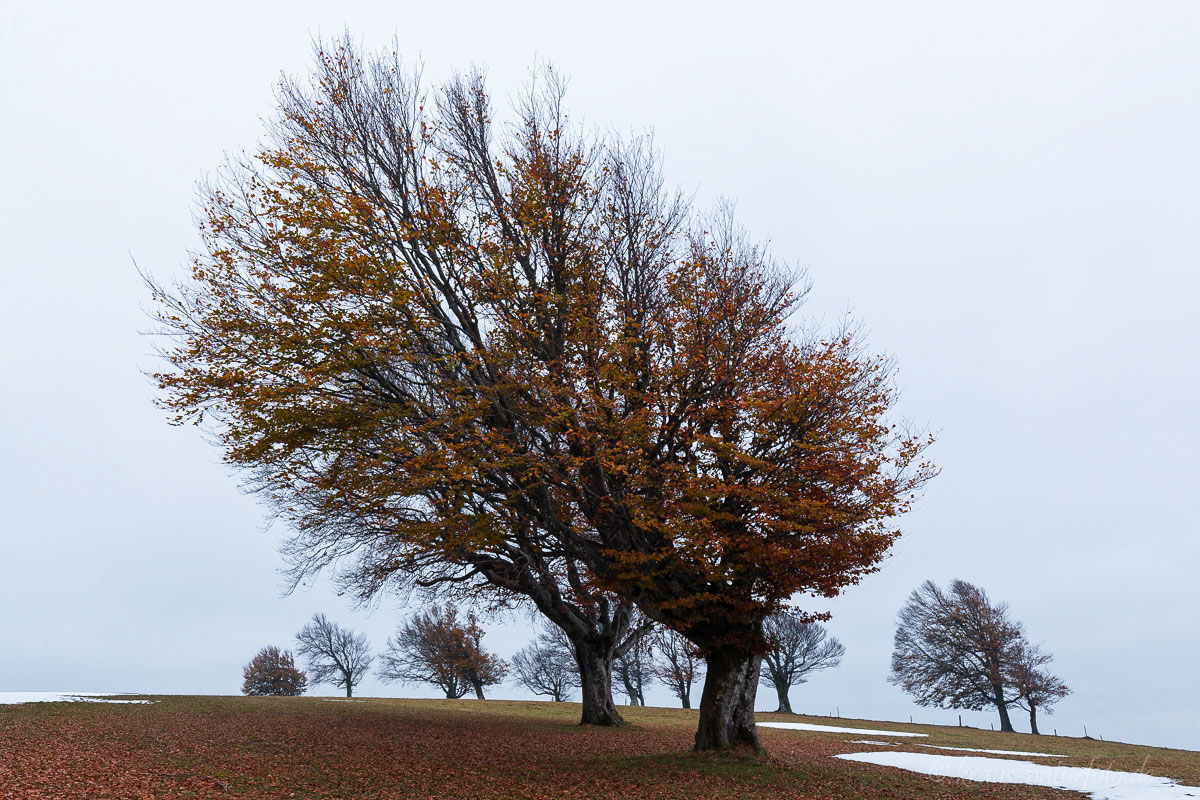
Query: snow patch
xmin=758 ymin=721 xmax=929 ymax=738
xmin=850 ymin=740 xmax=898 ymax=746
xmin=0 ymin=692 xmax=152 ymax=705
xmin=922 ymin=743 xmax=1067 ymax=758
xmin=836 ymin=751 xmax=1200 ymax=800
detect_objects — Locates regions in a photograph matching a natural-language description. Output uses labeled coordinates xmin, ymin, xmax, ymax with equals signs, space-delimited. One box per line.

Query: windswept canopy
xmin=149 ymin=39 xmax=935 ymax=750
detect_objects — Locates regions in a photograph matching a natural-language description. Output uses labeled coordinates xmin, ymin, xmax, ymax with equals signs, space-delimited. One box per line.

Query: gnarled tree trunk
xmin=992 ymin=685 xmax=1014 ymax=732
xmin=694 ymin=646 xmax=763 ymax=753
xmin=773 ymin=681 xmax=793 ymax=714
xmin=575 ymin=642 xmax=623 ymax=726
xmin=1028 ymin=703 xmax=1039 ymax=735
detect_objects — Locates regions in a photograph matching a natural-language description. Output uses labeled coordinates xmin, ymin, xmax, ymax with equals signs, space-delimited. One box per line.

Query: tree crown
xmin=148 ymin=39 xmax=936 ymax=656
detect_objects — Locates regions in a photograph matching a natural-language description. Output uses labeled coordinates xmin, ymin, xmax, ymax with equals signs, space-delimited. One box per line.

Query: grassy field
xmin=0 ymin=695 xmax=1195 ymax=799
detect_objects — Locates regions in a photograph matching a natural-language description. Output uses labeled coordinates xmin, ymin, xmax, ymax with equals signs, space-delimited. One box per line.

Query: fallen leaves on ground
xmin=0 ymin=696 xmax=1120 ymax=799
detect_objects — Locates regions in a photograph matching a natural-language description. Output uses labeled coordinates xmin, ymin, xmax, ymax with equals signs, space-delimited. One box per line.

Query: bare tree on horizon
xmin=511 ymin=624 xmax=580 ymax=702
xmin=378 ymin=604 xmax=507 ymax=699
xmin=889 ymin=580 xmax=1025 ymax=732
xmin=1009 ymin=641 xmax=1070 ymax=735
xmin=759 ymin=614 xmax=845 ymax=714
xmin=295 ymin=613 xmax=373 ymax=698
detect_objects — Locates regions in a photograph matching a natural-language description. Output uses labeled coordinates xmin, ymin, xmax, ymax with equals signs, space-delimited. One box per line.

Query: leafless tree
xmin=651 ymin=628 xmax=704 ymax=709
xmin=295 ymin=613 xmax=373 ymax=698
xmin=889 ymin=580 xmax=1024 ymax=732
xmin=511 ymin=624 xmax=580 ymax=702
xmin=613 ymin=619 xmax=655 ymax=706
xmin=1009 ymin=641 xmax=1070 ymax=735
xmin=378 ymin=604 xmax=507 ymax=699
xmin=759 ymin=614 xmax=845 ymax=714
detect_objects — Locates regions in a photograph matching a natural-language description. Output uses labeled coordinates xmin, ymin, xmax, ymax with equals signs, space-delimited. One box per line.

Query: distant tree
xmin=889 ymin=580 xmax=1024 ymax=732
xmin=651 ymin=628 xmax=704 ymax=709
xmin=378 ymin=604 xmax=507 ymax=699
xmin=241 ymin=646 xmax=307 ymax=696
xmin=759 ymin=614 xmax=845 ymax=714
xmin=295 ymin=613 xmax=373 ymax=698
xmin=511 ymin=625 xmax=580 ymax=702
xmin=613 ymin=623 xmax=654 ymax=706
xmin=1008 ymin=641 xmax=1070 ymax=735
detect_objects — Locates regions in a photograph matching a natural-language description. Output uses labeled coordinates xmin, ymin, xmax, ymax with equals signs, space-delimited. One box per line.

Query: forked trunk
xmin=575 ymin=643 xmax=624 ymax=726
xmin=620 ymin=674 xmax=639 ymax=706
xmin=992 ymin=686 xmax=1014 ymax=732
xmin=774 ymin=681 xmax=793 ymax=714
xmin=694 ymin=646 xmax=762 ymax=753
xmin=1029 ymin=703 xmax=1039 ymax=735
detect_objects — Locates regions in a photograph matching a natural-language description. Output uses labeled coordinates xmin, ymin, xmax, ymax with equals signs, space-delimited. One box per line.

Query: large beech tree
xmin=149 ymin=40 xmax=934 ymax=752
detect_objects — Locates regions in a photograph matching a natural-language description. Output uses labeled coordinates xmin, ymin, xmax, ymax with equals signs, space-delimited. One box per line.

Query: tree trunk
xmin=1029 ymin=703 xmax=1039 ymax=735
xmin=681 ymin=686 xmax=691 ymax=710
xmin=694 ymin=646 xmax=763 ymax=753
xmin=345 ymin=682 xmax=352 ymax=698
xmin=472 ymin=680 xmax=485 ymax=700
xmin=575 ymin=642 xmax=624 ymax=726
xmin=774 ymin=681 xmax=793 ymax=714
xmin=621 ymin=674 xmax=639 ymax=706
xmin=992 ymin=686 xmax=1014 ymax=732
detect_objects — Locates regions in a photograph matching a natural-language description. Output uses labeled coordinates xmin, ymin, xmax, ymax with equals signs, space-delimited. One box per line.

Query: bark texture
xmin=576 ymin=645 xmax=623 ymax=726
xmin=694 ymin=647 xmax=763 ymax=753
xmin=773 ymin=682 xmax=793 ymax=714
xmin=993 ymin=687 xmax=1015 ymax=732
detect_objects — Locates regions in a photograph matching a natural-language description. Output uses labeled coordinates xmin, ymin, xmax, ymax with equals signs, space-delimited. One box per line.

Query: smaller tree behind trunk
xmin=650 ymin=628 xmax=704 ymax=709
xmin=759 ymin=613 xmax=845 ymax=714
xmin=512 ymin=625 xmax=580 ymax=702
xmin=613 ymin=621 xmax=655 ymax=706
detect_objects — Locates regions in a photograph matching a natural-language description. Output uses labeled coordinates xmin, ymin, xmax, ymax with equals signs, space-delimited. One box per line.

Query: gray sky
xmin=2 ymin=0 xmax=1197 ymax=751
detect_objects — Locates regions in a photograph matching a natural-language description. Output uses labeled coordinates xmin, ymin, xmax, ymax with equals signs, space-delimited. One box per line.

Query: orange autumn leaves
xmin=147 ymin=41 xmax=935 ymax=666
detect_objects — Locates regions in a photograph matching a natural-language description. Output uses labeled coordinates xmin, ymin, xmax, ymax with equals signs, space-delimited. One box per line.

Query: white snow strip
xmin=835 ymin=751 xmax=1200 ymax=800
xmin=0 ymin=692 xmax=152 ymax=705
xmin=850 ymin=740 xmax=898 ymax=746
xmin=758 ymin=721 xmax=928 ymax=738
xmin=922 ymin=743 xmax=1067 ymax=758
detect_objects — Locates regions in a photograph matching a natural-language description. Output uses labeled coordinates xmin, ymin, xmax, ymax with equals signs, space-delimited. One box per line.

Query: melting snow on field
xmin=758 ymin=721 xmax=928 ymax=738
xmin=0 ymin=692 xmax=152 ymax=704
xmin=850 ymin=740 xmax=898 ymax=746
xmin=836 ymin=751 xmax=1200 ymax=800
xmin=921 ymin=743 xmax=1067 ymax=757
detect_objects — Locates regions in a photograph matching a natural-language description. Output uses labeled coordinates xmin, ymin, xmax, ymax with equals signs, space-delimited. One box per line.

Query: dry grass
xmin=0 ymin=696 xmax=1194 ymax=798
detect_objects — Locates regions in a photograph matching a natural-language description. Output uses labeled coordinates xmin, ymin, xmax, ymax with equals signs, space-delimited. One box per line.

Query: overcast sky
xmin=2 ymin=1 xmax=1197 ymax=751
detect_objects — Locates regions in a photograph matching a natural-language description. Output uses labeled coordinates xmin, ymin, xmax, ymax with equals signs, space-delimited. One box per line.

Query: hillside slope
xmin=0 ymin=696 xmax=1195 ymax=798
